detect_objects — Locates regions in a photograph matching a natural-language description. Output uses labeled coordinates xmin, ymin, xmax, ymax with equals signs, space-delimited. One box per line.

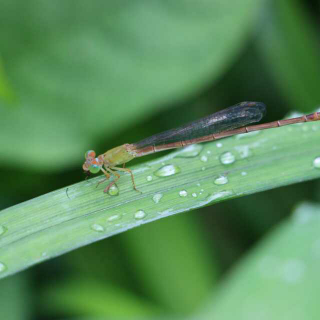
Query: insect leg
xmin=103 ymin=167 xmax=120 ymax=193
xmin=96 ymin=168 xmax=111 ymax=188
xmin=111 ymin=166 xmax=141 ymax=193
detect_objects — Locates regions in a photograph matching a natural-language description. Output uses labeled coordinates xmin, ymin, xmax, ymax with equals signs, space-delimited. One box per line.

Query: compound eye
xmin=85 ymin=150 xmax=96 ymax=159
xmin=88 ymin=163 xmax=100 ymax=174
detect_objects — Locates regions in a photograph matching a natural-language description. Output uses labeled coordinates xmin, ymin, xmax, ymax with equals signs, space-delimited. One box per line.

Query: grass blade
xmin=0 ymin=120 xmax=320 ymax=279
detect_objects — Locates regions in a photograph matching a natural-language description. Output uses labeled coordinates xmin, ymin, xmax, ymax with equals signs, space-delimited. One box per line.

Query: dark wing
xmin=133 ymin=101 xmax=266 ymax=149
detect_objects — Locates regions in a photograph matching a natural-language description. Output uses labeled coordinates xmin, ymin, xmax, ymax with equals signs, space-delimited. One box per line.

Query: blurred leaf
xmin=197 ymin=202 xmax=320 ymax=320
xmin=60 ymin=317 xmax=179 ymax=320
xmin=0 ymin=119 xmax=320 ymax=279
xmin=0 ymin=0 xmax=264 ymax=171
xmin=65 ymin=238 xmax=131 ymax=287
xmin=0 ymin=58 xmax=15 ymax=103
xmin=122 ymin=213 xmax=218 ymax=314
xmin=258 ymin=0 xmax=320 ymax=111
xmin=0 ymin=273 xmax=32 ymax=320
xmin=42 ymin=278 xmax=158 ymax=318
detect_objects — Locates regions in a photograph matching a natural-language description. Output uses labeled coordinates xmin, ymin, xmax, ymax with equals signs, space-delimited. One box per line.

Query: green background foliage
xmin=1 ymin=0 xmax=320 ymax=319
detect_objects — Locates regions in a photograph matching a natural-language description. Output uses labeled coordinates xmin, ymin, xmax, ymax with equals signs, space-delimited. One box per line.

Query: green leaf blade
xmin=0 ymin=120 xmax=320 ymax=279
xmin=197 ymin=202 xmax=320 ymax=320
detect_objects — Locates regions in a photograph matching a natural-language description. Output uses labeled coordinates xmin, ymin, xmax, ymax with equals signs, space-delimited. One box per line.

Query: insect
xmin=83 ymin=101 xmax=320 ymax=193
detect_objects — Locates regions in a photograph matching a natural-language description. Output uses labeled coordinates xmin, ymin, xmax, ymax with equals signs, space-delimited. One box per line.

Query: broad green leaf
xmin=0 ymin=0 xmax=264 ymax=170
xmin=0 ymin=273 xmax=32 ymax=320
xmin=42 ymin=278 xmax=158 ymax=318
xmin=122 ymin=213 xmax=218 ymax=313
xmin=197 ymin=202 xmax=320 ymax=320
xmin=0 ymin=119 xmax=319 ymax=279
xmin=0 ymin=58 xmax=15 ymax=103
xmin=258 ymin=0 xmax=320 ymax=111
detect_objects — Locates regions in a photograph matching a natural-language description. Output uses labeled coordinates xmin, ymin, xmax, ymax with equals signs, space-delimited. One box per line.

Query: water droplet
xmin=0 ymin=262 xmax=6 ymax=273
xmin=146 ymin=175 xmax=153 ymax=182
xmin=313 ymin=157 xmax=320 ymax=169
xmin=200 ymin=189 xmax=204 ymax=192
xmin=154 ymin=164 xmax=181 ymax=177
xmin=312 ymin=125 xmax=319 ymax=131
xmin=135 ymin=210 xmax=146 ymax=220
xmin=91 ymin=224 xmax=105 ymax=232
xmin=0 ymin=226 xmax=7 ymax=236
xmin=234 ymin=145 xmax=250 ymax=158
xmin=205 ymin=190 xmax=233 ymax=203
xmin=201 ymin=167 xmax=206 ymax=171
xmin=192 ymin=193 xmax=197 ymax=198
xmin=176 ymin=144 xmax=203 ymax=158
xmin=196 ymin=183 xmax=201 ymax=187
xmin=41 ymin=252 xmax=47 ymax=257
xmin=153 ymin=193 xmax=163 ymax=204
xmin=200 ymin=155 xmax=208 ymax=162
xmin=108 ymin=184 xmax=119 ymax=196
xmin=216 ymin=142 xmax=223 ymax=148
xmin=236 ymin=131 xmax=260 ymax=140
xmin=107 ymin=214 xmax=121 ymax=222
xmin=241 ymin=171 xmax=247 ymax=176
xmin=214 ymin=175 xmax=228 ymax=185
xmin=158 ymin=208 xmax=173 ymax=216
xmin=179 ymin=190 xmax=188 ymax=197
xmin=220 ymin=151 xmax=235 ymax=165
xmin=207 ymin=150 xmax=211 ymax=154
